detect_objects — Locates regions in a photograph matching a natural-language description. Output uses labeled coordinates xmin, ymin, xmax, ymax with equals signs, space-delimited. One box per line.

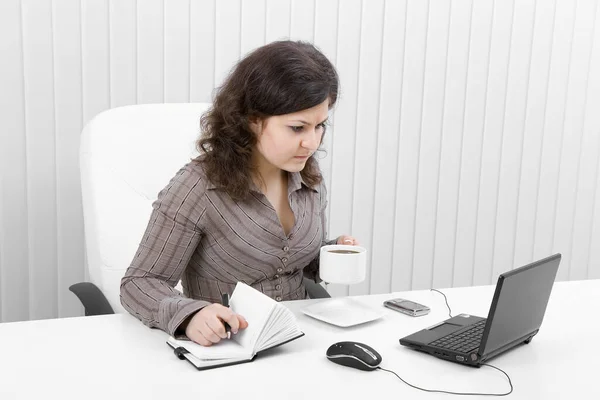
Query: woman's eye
xmin=317 ymin=123 xmax=327 ymax=133
xmin=290 ymin=126 xmax=304 ymax=133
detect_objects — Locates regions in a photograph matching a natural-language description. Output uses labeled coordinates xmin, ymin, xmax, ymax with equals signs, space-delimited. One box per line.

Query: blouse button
xmin=283 ymin=246 xmax=289 ymax=252
xmin=274 ymin=275 xmax=280 ymax=279
xmin=276 ymin=296 xmax=282 ymax=302
xmin=276 ymin=285 xmax=281 ymax=290
xmin=277 ymin=267 xmax=283 ymax=273
xmin=282 ymin=257 xmax=288 ymax=263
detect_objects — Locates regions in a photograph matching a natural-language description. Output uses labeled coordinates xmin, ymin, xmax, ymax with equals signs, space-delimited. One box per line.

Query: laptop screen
xmin=479 ymin=254 xmax=561 ymax=357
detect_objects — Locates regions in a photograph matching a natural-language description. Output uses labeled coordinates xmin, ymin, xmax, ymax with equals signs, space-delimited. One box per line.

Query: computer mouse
xmin=326 ymin=341 xmax=382 ymax=371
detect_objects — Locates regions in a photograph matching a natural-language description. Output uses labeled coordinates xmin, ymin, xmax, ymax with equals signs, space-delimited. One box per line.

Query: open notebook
xmin=166 ymin=282 xmax=304 ymax=370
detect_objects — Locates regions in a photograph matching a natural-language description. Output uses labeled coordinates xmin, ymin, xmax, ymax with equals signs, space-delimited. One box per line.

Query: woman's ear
xmin=248 ymin=117 xmax=263 ymax=135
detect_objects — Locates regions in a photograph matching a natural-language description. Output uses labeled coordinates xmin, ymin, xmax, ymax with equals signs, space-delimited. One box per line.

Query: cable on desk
xmin=377 ymin=363 xmax=513 ymax=397
xmin=430 ymin=288 xmax=452 ymax=318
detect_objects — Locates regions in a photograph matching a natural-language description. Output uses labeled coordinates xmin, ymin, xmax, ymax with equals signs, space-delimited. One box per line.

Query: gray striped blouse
xmin=120 ymin=161 xmax=334 ymax=335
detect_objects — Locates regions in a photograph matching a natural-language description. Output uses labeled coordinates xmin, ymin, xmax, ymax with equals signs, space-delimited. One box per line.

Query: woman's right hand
xmin=185 ymin=303 xmax=249 ymax=346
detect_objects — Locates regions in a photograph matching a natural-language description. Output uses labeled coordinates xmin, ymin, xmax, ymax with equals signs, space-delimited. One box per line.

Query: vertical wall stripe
xmin=54 ymin=0 xmax=85 ymax=318
xmin=367 ymin=0 xmax=386 ymax=294
xmin=189 ymin=0 xmax=215 ymax=102
xmin=413 ymin=0 xmax=452 ymax=290
xmin=107 ymin=0 xmax=111 ymax=107
xmin=548 ymin=0 xmax=576 ymax=278
xmin=492 ymin=0 xmax=536 ymax=282
xmin=569 ymin=0 xmax=599 ymax=280
xmin=488 ymin=0 xmax=516 ymax=284
xmin=509 ymin=0 xmax=538 ymax=272
xmin=348 ymin=0 xmax=385 ymax=296
xmin=21 ymin=0 xmax=32 ymax=321
xmin=457 ymin=0 xmax=494 ymax=288
xmin=532 ymin=0 xmax=558 ymax=264
xmin=51 ymin=0 xmax=59 ymax=318
xmin=514 ymin=0 xmax=557 ymax=270
xmin=553 ymin=0 xmax=596 ymax=281
xmin=583 ymin=2 xmax=600 ymax=280
xmin=22 ymin=0 xmax=59 ymax=320
xmin=110 ymin=0 xmax=137 ymax=108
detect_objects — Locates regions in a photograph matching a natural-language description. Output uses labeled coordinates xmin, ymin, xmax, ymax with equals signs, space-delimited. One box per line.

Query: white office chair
xmin=72 ymin=103 xmax=329 ymax=316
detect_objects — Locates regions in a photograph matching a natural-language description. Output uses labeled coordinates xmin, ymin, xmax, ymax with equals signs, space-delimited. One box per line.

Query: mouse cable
xmin=377 ymin=363 xmax=513 ymax=397
xmin=430 ymin=288 xmax=452 ymax=318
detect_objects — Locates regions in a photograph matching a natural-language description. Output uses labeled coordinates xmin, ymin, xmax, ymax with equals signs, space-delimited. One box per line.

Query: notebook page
xmin=229 ymin=282 xmax=276 ymax=351
xmin=255 ymin=303 xmax=302 ymax=351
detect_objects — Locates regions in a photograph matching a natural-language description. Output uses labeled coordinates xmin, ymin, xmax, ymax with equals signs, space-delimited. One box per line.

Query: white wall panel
xmin=164 ymin=0 xmax=191 ymax=103
xmin=533 ymin=0 xmax=576 ymax=263
xmin=82 ymin=0 xmax=110 ymax=121
xmin=392 ymin=0 xmax=429 ymax=291
xmin=571 ymin=1 xmax=600 ymax=281
xmin=21 ymin=0 xmax=58 ymax=320
xmin=348 ymin=0 xmax=385 ymax=296
xmin=412 ymin=0 xmax=451 ymax=290
xmin=370 ymin=0 xmax=406 ymax=295
xmin=453 ymin=0 xmax=494 ymax=288
xmin=1 ymin=0 xmax=600 ymax=322
xmin=109 ymin=0 xmax=137 ymax=107
xmin=53 ymin=0 xmax=85 ymax=318
xmin=214 ymin=0 xmax=241 ymax=86
xmin=553 ymin=0 xmax=597 ymax=281
xmin=290 ymin=0 xmax=315 ymax=42
xmin=0 ymin=0 xmax=30 ymax=323
xmin=472 ymin=0 xmax=515 ymax=286
xmin=491 ymin=0 xmax=536 ymax=282
xmin=513 ymin=0 xmax=557 ymax=270
xmin=241 ymin=0 xmax=265 ymax=56
xmin=137 ymin=0 xmax=164 ymax=103
xmin=190 ymin=0 xmax=215 ymax=102
xmin=432 ymin=0 xmax=473 ymax=289
xmin=266 ymin=0 xmax=291 ymax=43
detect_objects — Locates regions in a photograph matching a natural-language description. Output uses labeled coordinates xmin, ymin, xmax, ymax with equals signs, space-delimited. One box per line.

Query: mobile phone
xmin=383 ymin=298 xmax=430 ymax=317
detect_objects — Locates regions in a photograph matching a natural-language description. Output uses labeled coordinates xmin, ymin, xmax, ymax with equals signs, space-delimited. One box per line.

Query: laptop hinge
xmin=479 ymin=329 xmax=539 ymax=362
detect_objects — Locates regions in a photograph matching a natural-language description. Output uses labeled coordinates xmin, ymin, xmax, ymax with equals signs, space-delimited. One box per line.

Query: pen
xmin=221 ymin=293 xmax=232 ymax=339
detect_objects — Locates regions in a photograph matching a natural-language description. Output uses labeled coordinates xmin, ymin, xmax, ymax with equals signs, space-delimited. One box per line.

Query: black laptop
xmin=399 ymin=254 xmax=561 ymax=367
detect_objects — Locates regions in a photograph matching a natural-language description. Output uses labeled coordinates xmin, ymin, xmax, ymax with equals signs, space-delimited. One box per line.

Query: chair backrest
xmin=80 ymin=103 xmax=211 ymax=313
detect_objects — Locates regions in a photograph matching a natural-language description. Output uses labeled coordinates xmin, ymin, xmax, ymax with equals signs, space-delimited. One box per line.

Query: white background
xmin=0 ymin=0 xmax=599 ymax=323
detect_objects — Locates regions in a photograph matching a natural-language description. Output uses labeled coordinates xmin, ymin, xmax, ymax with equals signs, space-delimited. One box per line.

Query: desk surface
xmin=1 ymin=280 xmax=598 ymax=399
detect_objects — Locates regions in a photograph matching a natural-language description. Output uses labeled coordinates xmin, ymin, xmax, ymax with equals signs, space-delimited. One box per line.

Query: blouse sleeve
xmin=120 ymin=166 xmax=211 ymax=336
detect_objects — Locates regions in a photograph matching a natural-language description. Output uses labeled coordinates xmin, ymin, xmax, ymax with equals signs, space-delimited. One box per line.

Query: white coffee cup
xmin=319 ymin=245 xmax=367 ymax=284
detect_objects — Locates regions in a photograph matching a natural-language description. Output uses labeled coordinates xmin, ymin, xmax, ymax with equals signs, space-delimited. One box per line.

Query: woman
xmin=120 ymin=40 xmax=359 ymax=347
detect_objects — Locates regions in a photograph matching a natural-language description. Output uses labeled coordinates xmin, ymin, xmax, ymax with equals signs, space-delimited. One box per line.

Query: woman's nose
xmin=301 ymin=130 xmax=321 ymax=150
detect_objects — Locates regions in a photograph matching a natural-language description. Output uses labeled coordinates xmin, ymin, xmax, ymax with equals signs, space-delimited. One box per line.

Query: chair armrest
xmin=304 ymin=278 xmax=331 ymax=299
xmin=69 ymin=282 xmax=115 ymax=316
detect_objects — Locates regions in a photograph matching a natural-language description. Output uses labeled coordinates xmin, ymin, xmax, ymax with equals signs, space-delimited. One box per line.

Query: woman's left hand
xmin=337 ymin=235 xmax=360 ymax=246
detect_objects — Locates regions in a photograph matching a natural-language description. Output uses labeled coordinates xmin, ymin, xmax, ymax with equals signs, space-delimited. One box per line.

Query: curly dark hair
xmin=195 ymin=40 xmax=339 ymax=201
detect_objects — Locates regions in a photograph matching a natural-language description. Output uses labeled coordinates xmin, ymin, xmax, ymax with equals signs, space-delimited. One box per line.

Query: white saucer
xmin=301 ymin=297 xmax=385 ymax=327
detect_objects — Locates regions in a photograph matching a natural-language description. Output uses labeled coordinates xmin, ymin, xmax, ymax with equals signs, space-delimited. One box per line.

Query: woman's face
xmin=252 ymin=99 xmax=329 ymax=174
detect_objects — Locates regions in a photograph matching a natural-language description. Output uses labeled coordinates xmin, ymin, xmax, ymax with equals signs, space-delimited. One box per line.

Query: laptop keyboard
xmin=430 ymin=319 xmax=487 ymax=353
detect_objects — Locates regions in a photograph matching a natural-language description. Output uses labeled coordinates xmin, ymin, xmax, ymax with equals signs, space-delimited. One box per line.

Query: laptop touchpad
xmin=428 ymin=322 xmax=461 ymax=336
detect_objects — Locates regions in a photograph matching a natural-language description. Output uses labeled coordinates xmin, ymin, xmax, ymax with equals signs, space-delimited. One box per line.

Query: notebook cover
xmin=168 ymin=331 xmax=305 ymax=371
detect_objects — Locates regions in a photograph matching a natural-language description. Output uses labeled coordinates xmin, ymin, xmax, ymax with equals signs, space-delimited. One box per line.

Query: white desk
xmin=1 ymin=280 xmax=598 ymax=399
